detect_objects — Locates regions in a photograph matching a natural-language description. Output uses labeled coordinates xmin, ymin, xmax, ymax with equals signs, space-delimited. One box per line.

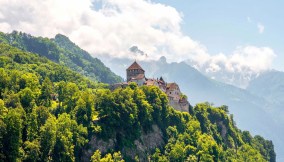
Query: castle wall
xmin=168 ymin=101 xmax=189 ymax=112
xmin=123 ymin=61 xmax=190 ymax=113
xmin=131 ymin=78 xmax=146 ymax=86
xmin=127 ymin=69 xmax=144 ymax=82
xmin=166 ymin=88 xmax=180 ymax=101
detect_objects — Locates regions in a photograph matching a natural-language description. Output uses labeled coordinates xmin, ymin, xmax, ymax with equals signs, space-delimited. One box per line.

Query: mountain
xmin=0 ymin=31 xmax=122 ymax=84
xmin=247 ymin=70 xmax=284 ymax=128
xmin=101 ymin=56 xmax=284 ymax=161
xmin=247 ymin=70 xmax=284 ymax=105
xmin=0 ymin=41 xmax=275 ymax=161
xmin=185 ymin=59 xmax=259 ymax=89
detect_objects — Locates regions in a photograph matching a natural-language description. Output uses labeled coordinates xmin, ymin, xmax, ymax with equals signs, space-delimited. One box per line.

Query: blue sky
xmin=155 ymin=0 xmax=284 ymax=71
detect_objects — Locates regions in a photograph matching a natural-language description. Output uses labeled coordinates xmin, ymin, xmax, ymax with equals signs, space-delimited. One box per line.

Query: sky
xmin=0 ymin=0 xmax=283 ymax=74
xmin=154 ymin=0 xmax=284 ymax=71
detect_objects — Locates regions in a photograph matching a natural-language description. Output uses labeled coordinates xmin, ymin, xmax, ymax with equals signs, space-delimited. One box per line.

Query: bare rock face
xmin=82 ymin=125 xmax=165 ymax=162
xmin=81 ymin=137 xmax=116 ymax=162
xmin=123 ymin=125 xmax=165 ymax=161
xmin=218 ymin=121 xmax=227 ymax=139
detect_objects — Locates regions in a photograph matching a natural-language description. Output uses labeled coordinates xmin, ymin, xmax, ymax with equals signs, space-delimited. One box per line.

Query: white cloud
xmin=0 ymin=0 xmax=206 ymax=61
xmin=247 ymin=16 xmax=252 ymax=23
xmin=0 ymin=0 xmax=275 ymax=80
xmin=189 ymin=46 xmax=276 ymax=88
xmin=257 ymin=23 xmax=265 ymax=34
xmin=190 ymin=45 xmax=275 ymax=74
xmin=246 ymin=17 xmax=265 ymax=34
xmin=231 ymin=46 xmax=274 ymax=71
xmin=0 ymin=22 xmax=11 ymax=32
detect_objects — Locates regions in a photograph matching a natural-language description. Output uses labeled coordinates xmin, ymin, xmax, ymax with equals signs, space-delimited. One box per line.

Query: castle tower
xmin=126 ymin=61 xmax=145 ymax=82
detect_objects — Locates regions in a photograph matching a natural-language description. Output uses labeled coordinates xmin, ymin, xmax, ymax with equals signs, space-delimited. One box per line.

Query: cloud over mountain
xmin=0 ymin=0 xmax=276 ymax=86
xmin=196 ymin=46 xmax=275 ymax=73
xmin=188 ymin=46 xmax=276 ymax=88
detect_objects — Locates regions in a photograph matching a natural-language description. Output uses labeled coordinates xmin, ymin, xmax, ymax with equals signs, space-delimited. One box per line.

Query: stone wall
xmin=81 ymin=125 xmax=165 ymax=162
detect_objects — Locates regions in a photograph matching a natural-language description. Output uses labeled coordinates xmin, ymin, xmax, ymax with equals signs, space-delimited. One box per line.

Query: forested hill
xmin=0 ymin=31 xmax=122 ymax=84
xmin=0 ymin=42 xmax=275 ymax=161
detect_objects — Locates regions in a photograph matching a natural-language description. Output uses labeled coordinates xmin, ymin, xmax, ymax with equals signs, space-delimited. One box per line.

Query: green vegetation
xmin=91 ymin=150 xmax=124 ymax=162
xmin=0 ymin=31 xmax=122 ymax=84
xmin=0 ymin=42 xmax=275 ymax=162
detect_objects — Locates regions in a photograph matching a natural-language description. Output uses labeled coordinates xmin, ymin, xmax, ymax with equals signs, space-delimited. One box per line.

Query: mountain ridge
xmin=0 ymin=31 xmax=122 ymax=84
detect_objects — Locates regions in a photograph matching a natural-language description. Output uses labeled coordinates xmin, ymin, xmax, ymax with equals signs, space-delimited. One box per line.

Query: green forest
xmin=0 ymin=31 xmax=122 ymax=84
xmin=0 ymin=32 xmax=275 ymax=162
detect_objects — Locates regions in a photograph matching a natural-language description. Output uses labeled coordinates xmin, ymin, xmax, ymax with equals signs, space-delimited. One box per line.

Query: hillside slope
xmin=0 ymin=43 xmax=275 ymax=161
xmin=0 ymin=31 xmax=122 ymax=84
xmin=102 ymin=57 xmax=283 ymax=161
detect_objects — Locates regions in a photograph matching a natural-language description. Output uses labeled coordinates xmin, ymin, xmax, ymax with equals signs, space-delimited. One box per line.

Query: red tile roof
xmin=135 ymin=74 xmax=145 ymax=80
xmin=127 ymin=61 xmax=144 ymax=71
xmin=129 ymin=74 xmax=145 ymax=81
xmin=166 ymin=83 xmax=179 ymax=90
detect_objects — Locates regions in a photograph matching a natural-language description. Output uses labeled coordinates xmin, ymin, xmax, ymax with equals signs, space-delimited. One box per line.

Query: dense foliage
xmin=0 ymin=42 xmax=275 ymax=162
xmin=95 ymin=85 xmax=275 ymax=162
xmin=0 ymin=31 xmax=122 ymax=84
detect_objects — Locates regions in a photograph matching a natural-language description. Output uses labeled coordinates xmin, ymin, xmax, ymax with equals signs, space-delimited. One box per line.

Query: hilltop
xmin=111 ymin=61 xmax=190 ymax=112
xmin=0 ymin=31 xmax=122 ymax=84
xmin=0 ymin=33 xmax=276 ymax=161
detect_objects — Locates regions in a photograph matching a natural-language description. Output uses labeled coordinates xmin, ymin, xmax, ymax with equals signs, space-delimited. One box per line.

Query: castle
xmin=111 ymin=61 xmax=189 ymax=112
